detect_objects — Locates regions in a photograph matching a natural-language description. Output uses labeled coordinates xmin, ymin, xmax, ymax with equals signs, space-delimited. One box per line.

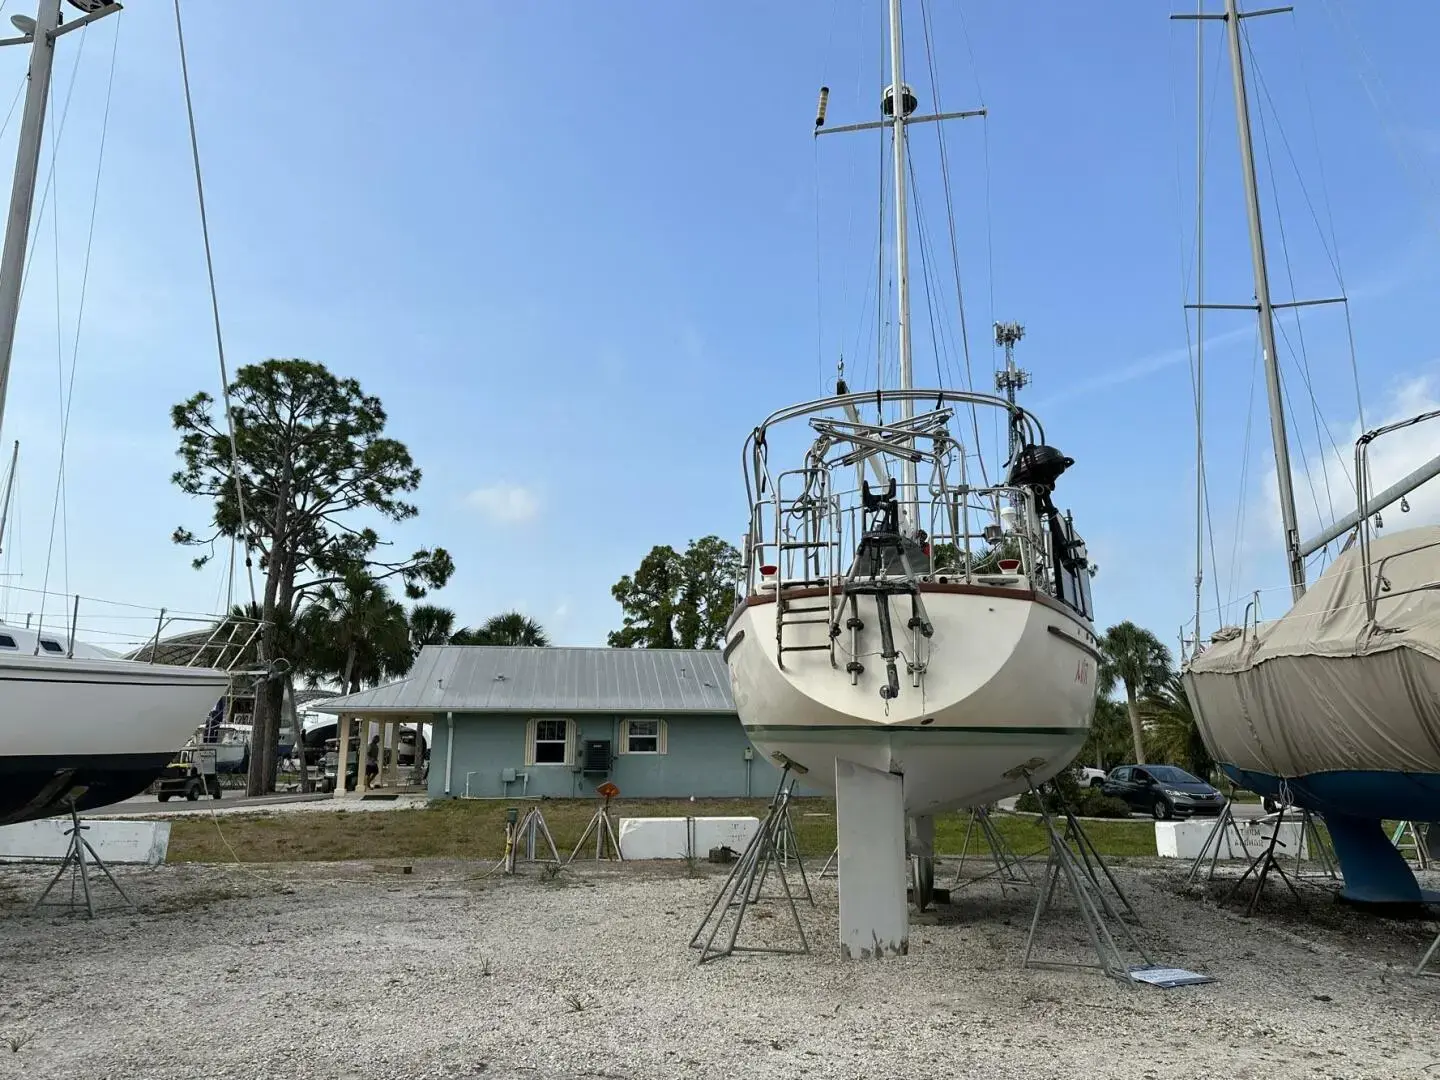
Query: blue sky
xmin=0 ymin=0 xmax=1438 ymax=658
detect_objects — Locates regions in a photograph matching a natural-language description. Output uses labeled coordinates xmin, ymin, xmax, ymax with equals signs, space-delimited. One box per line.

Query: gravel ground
xmin=0 ymin=854 xmax=1437 ymax=1079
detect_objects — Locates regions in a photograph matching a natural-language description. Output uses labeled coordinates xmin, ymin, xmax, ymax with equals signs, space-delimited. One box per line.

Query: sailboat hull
xmin=725 ymin=584 xmax=1098 ymax=815
xmin=0 ymin=654 xmax=229 ymax=825
xmin=1183 ymin=525 xmax=1440 ymax=903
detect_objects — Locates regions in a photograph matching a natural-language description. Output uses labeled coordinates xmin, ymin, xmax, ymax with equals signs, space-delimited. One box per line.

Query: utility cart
xmin=154 ymin=747 xmax=222 ymax=802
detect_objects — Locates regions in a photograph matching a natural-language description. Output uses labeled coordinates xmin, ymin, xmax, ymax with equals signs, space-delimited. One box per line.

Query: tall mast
xmin=0 ymin=1 xmax=120 ymax=442
xmin=886 ymin=0 xmax=918 ymax=530
xmin=1221 ymin=0 xmax=1305 ymax=601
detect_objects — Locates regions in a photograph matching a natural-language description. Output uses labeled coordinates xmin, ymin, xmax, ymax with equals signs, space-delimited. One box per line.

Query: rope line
xmin=173 ymin=0 xmax=257 ymax=611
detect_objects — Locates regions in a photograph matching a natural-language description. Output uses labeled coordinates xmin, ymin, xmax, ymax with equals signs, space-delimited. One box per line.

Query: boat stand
xmin=566 ymin=785 xmax=624 ymax=865
xmin=817 ymin=845 xmax=838 ymax=879
xmin=1215 ymin=804 xmax=1339 ymax=913
xmin=483 ymin=805 xmax=562 ymax=877
xmin=689 ymin=765 xmax=811 ymax=964
xmin=1392 ymin=821 xmax=1432 ymax=871
xmin=1416 ymin=929 xmax=1440 ymax=979
xmin=952 ymin=805 xmax=1034 ymax=892
xmin=1185 ymin=802 xmax=1255 ymax=884
xmin=32 ymin=802 xmax=137 ymax=919
xmin=1016 ymin=772 xmax=1149 ymax=984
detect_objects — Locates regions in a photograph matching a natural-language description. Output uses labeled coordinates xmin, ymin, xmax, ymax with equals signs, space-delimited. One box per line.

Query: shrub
xmin=1013 ymin=780 xmax=1131 ymax=819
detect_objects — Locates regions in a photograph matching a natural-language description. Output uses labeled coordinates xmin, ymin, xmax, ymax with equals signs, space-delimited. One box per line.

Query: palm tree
xmin=408 ymin=603 xmax=457 ymax=652
xmin=299 ymin=569 xmax=412 ymax=693
xmin=452 ymin=610 xmax=550 ymax=647
xmin=1141 ymin=672 xmax=1214 ymax=779
xmin=1098 ymin=620 xmax=1172 ymax=765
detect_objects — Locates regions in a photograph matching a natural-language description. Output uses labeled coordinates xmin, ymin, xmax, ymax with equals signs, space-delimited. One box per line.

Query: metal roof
xmin=310 ymin=646 xmax=735 ymax=715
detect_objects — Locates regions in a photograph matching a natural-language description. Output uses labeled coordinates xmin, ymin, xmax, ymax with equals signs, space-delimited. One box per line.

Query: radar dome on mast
xmin=882 ymin=83 xmax=918 ymax=118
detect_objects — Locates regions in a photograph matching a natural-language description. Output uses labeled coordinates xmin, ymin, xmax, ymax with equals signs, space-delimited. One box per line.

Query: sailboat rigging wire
xmin=1270 ymin=12 xmax=1367 ymax=437
xmin=1225 ymin=343 xmax=1261 ymax=623
xmin=918 ymin=0 xmax=987 ymax=487
xmin=1316 ymin=0 xmax=1440 ymax=243
xmin=173 ymin=0 xmax=257 ymax=610
xmin=1173 ymin=1 xmax=1226 ymax=643
xmin=34 ymin=15 xmax=97 ymax=642
xmin=1245 ymin=33 xmax=1344 ymax=541
xmin=1246 ymin=34 xmax=1353 ymax=498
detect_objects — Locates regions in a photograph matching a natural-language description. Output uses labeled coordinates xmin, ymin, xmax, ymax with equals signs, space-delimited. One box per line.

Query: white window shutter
xmin=524 ymin=718 xmax=536 ymax=767
xmin=658 ymin=719 xmax=668 ymax=755
xmin=565 ymin=719 xmax=576 ymax=766
xmin=618 ymin=719 xmax=630 ymax=754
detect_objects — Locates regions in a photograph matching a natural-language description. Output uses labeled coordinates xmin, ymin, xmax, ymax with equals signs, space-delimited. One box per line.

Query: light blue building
xmin=314 ymin=646 xmax=812 ymax=801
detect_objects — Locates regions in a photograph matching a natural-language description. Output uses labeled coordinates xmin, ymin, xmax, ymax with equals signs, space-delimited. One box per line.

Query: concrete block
xmin=0 ymin=818 xmax=171 ymax=865
xmin=616 ymin=816 xmax=759 ymax=860
xmin=1155 ymin=817 xmax=1308 ymax=860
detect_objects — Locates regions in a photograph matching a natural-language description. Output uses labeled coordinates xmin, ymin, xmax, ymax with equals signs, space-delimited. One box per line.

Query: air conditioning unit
xmin=582 ymin=739 xmax=612 ymax=776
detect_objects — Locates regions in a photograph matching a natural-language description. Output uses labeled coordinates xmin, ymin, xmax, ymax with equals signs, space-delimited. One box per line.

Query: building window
xmin=527 ymin=718 xmax=573 ymax=766
xmin=620 ymin=718 xmax=667 ymax=755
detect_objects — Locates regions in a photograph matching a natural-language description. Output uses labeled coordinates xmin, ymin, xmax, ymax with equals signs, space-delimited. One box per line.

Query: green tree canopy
xmin=1141 ymin=672 xmax=1214 ymax=779
xmin=297 ymin=569 xmax=412 ymax=694
xmin=452 ymin=611 xmax=550 ymax=647
xmin=608 ymin=535 xmax=740 ymax=649
xmin=1098 ymin=620 xmax=1173 ymax=765
xmin=171 ymin=358 xmax=452 ymax=794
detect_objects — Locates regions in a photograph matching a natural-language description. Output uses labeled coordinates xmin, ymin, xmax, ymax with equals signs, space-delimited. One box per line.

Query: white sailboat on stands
xmin=722 ymin=0 xmax=1101 ymax=956
xmin=1177 ymin=0 xmax=1440 ymax=906
xmin=0 ymin=0 xmax=235 ymax=825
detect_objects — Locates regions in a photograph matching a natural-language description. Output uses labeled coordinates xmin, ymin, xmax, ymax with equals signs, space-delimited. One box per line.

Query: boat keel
xmin=1325 ymin=813 xmax=1439 ymax=908
xmin=835 ymin=758 xmax=908 ymax=958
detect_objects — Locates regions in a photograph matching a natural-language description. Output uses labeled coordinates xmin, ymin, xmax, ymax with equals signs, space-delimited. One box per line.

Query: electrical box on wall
xmin=743 ymin=746 xmax=753 ymax=760
xmin=501 ymin=768 xmax=517 ymax=783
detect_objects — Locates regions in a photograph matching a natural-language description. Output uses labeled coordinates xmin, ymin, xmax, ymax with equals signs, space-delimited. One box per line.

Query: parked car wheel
xmin=157 ymin=793 xmax=170 ymax=803
xmin=1262 ymin=795 xmax=1281 ymax=814
xmin=1090 ymin=777 xmax=1105 ymax=789
xmin=186 ymin=783 xmax=200 ymax=802
xmin=1152 ymin=798 xmax=1173 ymax=821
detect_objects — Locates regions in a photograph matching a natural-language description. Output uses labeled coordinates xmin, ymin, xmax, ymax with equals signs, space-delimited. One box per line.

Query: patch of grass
xmin=6 ymin=1030 xmax=35 ymax=1053
xmin=166 ymin=796 xmax=1159 ymax=864
xmin=563 ymin=992 xmax=588 ymax=1013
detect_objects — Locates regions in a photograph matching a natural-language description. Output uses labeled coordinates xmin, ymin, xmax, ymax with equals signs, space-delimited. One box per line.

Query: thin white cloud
xmin=1194 ymin=368 xmax=1440 ymax=629
xmin=465 ymin=483 xmax=540 ymax=524
xmin=1032 ymin=324 xmax=1255 ymax=410
xmin=1254 ymin=370 xmax=1440 ymax=552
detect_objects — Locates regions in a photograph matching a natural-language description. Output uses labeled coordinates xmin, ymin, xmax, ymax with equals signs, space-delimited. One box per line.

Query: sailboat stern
xmin=726 ymin=583 xmax=1097 ymax=814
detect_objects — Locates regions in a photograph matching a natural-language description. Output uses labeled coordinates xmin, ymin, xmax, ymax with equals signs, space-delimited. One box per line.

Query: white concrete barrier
xmin=0 ymin=818 xmax=171 ymax=866
xmin=616 ymin=816 xmax=760 ymax=860
xmin=1155 ymin=817 xmax=1308 ymax=860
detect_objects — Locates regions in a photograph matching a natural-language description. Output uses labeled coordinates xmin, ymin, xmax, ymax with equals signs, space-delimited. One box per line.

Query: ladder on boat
xmin=772 ymin=469 xmax=841 ymax=669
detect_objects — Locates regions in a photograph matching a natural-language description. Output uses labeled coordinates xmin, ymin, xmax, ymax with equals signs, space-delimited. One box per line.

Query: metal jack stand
xmin=1392 ymin=821 xmax=1432 ymax=871
xmin=817 ymin=845 xmax=838 ymax=879
xmin=689 ymin=764 xmax=811 ymax=964
xmin=1416 ymin=929 xmax=1440 ymax=979
xmin=952 ymin=805 xmax=1033 ymax=892
xmin=1016 ymin=772 xmax=1150 ymax=984
xmin=485 ymin=805 xmax=562 ymax=876
xmin=1185 ymin=802 xmax=1254 ymax=885
xmin=566 ymin=782 xmax=624 ymax=865
xmin=33 ymin=802 xmax=137 ymax=918
xmin=1294 ymin=810 xmax=1338 ymax=882
xmin=1219 ymin=805 xmax=1304 ymax=915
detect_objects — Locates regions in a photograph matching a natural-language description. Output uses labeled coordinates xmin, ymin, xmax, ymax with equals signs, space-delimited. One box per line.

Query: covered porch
xmin=328 ymin=711 xmax=429 ymax=799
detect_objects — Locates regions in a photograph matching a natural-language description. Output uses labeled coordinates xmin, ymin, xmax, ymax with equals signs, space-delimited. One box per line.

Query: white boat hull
xmin=725 ymin=584 xmax=1099 ymax=815
xmin=0 ymin=650 xmax=230 ymax=824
